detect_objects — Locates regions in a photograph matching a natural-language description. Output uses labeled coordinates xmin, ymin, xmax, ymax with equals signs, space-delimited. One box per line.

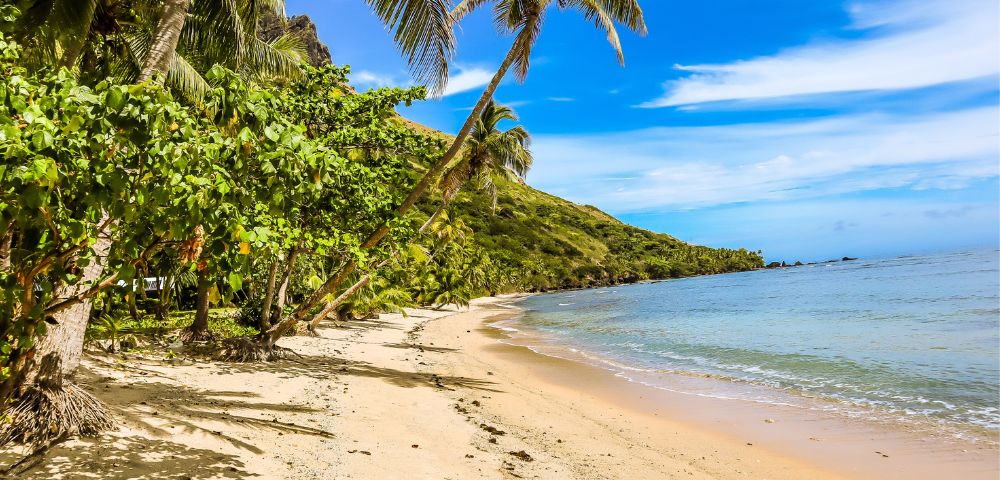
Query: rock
xmin=508 ymin=450 xmax=534 ymax=462
xmin=842 ymin=256 xmax=858 ymax=261
xmin=766 ymin=262 xmax=782 ymax=269
xmin=764 ymin=418 xmax=775 ymax=424
xmin=793 ymin=261 xmax=803 ymax=266
xmin=480 ymin=424 xmax=505 ymax=435
xmin=258 ymin=13 xmax=332 ymax=67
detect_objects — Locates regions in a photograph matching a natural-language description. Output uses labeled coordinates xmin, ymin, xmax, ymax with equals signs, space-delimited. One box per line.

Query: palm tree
xmin=137 ymin=0 xmax=455 ymax=96
xmin=268 ymin=0 xmax=646 ymax=346
xmin=437 ymin=98 xmax=532 ymax=211
xmin=307 ymin=100 xmax=529 ymax=331
xmin=10 ymin=0 xmax=309 ymax=98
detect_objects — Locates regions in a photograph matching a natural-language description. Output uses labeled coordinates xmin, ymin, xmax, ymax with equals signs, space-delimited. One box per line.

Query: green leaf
xmin=228 ymin=272 xmax=243 ymax=291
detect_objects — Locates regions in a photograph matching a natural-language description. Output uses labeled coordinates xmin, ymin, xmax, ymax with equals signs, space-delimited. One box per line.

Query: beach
xmin=3 ymin=296 xmax=995 ymax=479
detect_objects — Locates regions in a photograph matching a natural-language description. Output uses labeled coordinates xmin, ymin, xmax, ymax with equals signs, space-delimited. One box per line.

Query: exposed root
xmin=177 ymin=327 xmax=217 ymax=344
xmin=0 ymin=383 xmax=113 ymax=449
xmin=217 ymin=337 xmax=299 ymax=362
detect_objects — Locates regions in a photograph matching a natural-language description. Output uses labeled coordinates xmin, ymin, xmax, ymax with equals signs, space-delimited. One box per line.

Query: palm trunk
xmin=306 ymin=202 xmax=448 ymax=333
xmin=259 ymin=258 xmax=279 ymax=329
xmin=0 ymin=225 xmax=115 ymax=447
xmin=20 ymin=221 xmax=112 ymax=391
xmin=270 ymin=247 xmax=300 ymax=324
xmin=261 ymin=24 xmax=534 ymax=347
xmin=138 ymin=0 xmax=191 ymax=82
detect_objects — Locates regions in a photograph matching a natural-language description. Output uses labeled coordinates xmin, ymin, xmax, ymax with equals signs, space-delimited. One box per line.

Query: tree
xmin=8 ymin=0 xmax=306 ymax=99
xmin=267 ymin=0 xmax=647 ymax=347
xmin=438 ymin=99 xmax=532 ymax=209
xmin=307 ymin=99 xmax=530 ymax=330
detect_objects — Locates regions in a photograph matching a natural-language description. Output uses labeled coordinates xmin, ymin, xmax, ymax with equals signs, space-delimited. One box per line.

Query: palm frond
xmin=366 ymin=0 xmax=456 ymax=95
xmin=240 ymin=32 xmax=306 ymax=82
xmin=167 ymin=51 xmax=211 ymax=101
xmin=562 ymin=0 xmax=622 ymax=64
xmin=451 ymin=0 xmax=492 ymax=22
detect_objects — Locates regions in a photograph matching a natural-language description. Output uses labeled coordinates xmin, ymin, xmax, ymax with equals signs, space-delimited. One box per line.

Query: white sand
xmin=3 ymin=296 xmax=995 ymax=479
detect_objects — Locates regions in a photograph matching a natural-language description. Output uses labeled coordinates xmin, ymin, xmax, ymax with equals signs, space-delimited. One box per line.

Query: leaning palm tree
xmin=306 ymin=100 xmax=530 ymax=332
xmin=263 ymin=0 xmax=646 ymax=349
xmin=139 ymin=0 xmax=456 ymax=95
xmin=437 ymin=99 xmax=532 ymax=209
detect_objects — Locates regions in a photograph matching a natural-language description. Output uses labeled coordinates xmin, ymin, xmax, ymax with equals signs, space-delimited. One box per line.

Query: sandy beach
xmin=3 ymin=296 xmax=995 ymax=479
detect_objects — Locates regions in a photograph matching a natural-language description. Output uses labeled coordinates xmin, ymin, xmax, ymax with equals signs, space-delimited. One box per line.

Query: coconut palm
xmin=266 ymin=0 xmax=646 ymax=346
xmin=307 ymin=103 xmax=527 ymax=331
xmin=135 ymin=0 xmax=455 ymax=95
xmin=9 ymin=0 xmax=307 ymax=99
xmin=437 ymin=99 xmax=532 ymax=210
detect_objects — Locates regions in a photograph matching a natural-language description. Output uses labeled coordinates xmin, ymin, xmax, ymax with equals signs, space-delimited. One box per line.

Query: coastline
xmin=471 ymin=297 xmax=998 ymax=480
xmin=3 ymin=296 xmax=994 ymax=479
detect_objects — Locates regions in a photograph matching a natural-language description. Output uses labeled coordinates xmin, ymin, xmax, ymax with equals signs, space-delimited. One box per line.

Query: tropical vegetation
xmin=0 ymin=0 xmax=762 ymax=465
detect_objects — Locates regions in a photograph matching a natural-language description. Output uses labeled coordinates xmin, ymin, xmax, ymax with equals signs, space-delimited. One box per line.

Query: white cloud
xmin=527 ymin=106 xmax=1000 ymax=212
xmin=641 ymin=0 xmax=1000 ymax=107
xmin=547 ymin=97 xmax=575 ymax=102
xmin=441 ymin=67 xmax=494 ymax=97
xmin=352 ymin=70 xmax=398 ymax=88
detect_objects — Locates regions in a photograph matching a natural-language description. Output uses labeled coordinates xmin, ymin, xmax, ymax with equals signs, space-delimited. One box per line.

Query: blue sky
xmin=287 ymin=0 xmax=999 ymax=262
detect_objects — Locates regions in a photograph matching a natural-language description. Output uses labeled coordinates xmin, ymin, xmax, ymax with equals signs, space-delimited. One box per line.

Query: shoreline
xmin=491 ymin=297 xmax=999 ymax=446
xmin=470 ymin=297 xmax=998 ymax=480
xmin=2 ymin=296 xmax=995 ymax=479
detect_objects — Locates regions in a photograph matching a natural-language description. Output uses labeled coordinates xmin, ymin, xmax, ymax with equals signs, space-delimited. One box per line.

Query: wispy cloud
xmin=641 ymin=0 xmax=999 ymax=107
xmin=547 ymin=97 xmax=575 ymax=102
xmin=352 ymin=70 xmax=401 ymax=88
xmin=528 ymin=106 xmax=999 ymax=212
xmin=442 ymin=67 xmax=494 ymax=97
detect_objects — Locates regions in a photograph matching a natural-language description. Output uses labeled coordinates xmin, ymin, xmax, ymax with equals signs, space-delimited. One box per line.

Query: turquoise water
xmin=512 ymin=249 xmax=1000 ymax=433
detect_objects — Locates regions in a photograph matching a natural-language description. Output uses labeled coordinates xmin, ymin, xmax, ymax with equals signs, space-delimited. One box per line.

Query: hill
xmin=264 ymin=14 xmax=765 ymax=292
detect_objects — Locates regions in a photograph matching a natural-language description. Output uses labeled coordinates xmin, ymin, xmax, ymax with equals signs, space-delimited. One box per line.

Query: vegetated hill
xmin=403 ymin=124 xmax=764 ymax=292
xmin=413 ymin=174 xmax=764 ymax=291
xmin=263 ymin=14 xmax=764 ymax=292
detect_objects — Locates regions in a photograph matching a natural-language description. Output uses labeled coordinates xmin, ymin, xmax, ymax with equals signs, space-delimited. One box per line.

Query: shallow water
xmin=509 ymin=248 xmax=1000 ymax=437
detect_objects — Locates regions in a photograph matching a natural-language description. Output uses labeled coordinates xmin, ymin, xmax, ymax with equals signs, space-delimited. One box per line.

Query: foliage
xmin=7 ymin=0 xmax=306 ymax=100
xmin=0 ymin=31 xmax=430 ymax=391
xmin=413 ymin=158 xmax=765 ymax=294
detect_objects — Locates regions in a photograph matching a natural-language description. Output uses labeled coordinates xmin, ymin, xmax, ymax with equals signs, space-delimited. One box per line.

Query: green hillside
xmin=406 ymin=125 xmax=764 ymax=292
xmin=260 ymin=14 xmax=764 ymax=293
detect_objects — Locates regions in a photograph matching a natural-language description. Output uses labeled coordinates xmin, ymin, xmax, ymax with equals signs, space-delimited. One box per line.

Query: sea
xmin=499 ymin=248 xmax=1000 ymax=441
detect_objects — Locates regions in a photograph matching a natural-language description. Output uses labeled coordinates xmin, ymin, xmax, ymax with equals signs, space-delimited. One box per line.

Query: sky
xmin=286 ymin=0 xmax=1000 ymax=262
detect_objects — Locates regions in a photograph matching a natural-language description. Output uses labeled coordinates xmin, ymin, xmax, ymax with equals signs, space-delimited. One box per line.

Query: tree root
xmin=217 ymin=337 xmax=299 ymax=362
xmin=177 ymin=326 xmax=218 ymax=344
xmin=0 ymin=383 xmax=113 ymax=450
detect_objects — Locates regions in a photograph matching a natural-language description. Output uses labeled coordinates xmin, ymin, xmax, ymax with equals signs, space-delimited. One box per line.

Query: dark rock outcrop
xmin=258 ymin=13 xmax=332 ymax=68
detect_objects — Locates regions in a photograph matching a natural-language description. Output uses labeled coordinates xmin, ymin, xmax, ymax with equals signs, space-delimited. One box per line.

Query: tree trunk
xmin=21 ymin=226 xmax=113 ymax=391
xmin=127 ymin=289 xmax=141 ymax=323
xmin=156 ymin=274 xmax=173 ymax=320
xmin=270 ymin=247 xmax=300 ymax=324
xmin=0 ymin=223 xmax=11 ymax=271
xmin=259 ymin=258 xmax=279 ymax=330
xmin=262 ymin=23 xmax=535 ymax=346
xmin=138 ymin=0 xmax=191 ymax=82
xmin=184 ymin=269 xmax=211 ymax=340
